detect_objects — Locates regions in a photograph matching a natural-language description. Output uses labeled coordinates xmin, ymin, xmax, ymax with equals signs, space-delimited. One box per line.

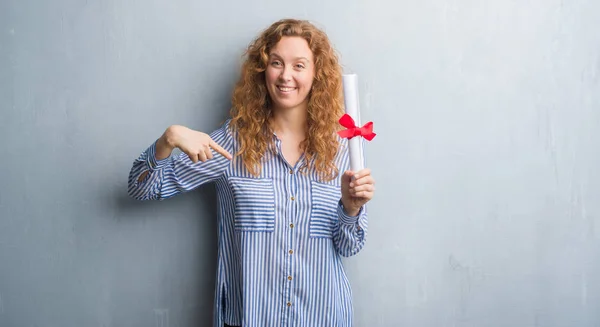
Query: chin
xmin=273 ymin=100 xmax=303 ymax=110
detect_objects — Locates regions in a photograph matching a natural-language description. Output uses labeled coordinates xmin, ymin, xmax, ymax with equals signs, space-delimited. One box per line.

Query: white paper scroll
xmin=342 ymin=74 xmax=364 ymax=173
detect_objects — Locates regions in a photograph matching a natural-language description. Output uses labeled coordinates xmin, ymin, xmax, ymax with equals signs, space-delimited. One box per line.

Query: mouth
xmin=277 ymin=86 xmax=297 ymax=93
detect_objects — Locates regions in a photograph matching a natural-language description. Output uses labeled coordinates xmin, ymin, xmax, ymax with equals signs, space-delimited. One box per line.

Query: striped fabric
xmin=128 ymin=119 xmax=368 ymax=327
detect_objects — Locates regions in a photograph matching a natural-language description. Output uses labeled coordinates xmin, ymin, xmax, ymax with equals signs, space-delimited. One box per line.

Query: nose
xmin=279 ymin=65 xmax=293 ymax=82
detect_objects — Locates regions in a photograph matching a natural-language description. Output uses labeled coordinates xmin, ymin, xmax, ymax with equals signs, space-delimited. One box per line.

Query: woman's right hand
xmin=157 ymin=125 xmax=232 ymax=163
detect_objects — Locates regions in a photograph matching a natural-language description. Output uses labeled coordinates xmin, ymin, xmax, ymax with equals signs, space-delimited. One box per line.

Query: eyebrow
xmin=269 ymin=53 xmax=311 ymax=62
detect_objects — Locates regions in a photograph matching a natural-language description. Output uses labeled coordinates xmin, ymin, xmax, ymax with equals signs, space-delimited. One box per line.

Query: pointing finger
xmin=209 ymin=140 xmax=232 ymax=160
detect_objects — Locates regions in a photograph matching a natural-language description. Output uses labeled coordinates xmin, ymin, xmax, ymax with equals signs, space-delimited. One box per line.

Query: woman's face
xmin=265 ymin=36 xmax=315 ymax=112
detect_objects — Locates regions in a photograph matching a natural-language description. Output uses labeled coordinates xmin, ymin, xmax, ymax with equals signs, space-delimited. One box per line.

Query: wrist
xmin=341 ymin=200 xmax=360 ymax=217
xmin=162 ymin=125 xmax=180 ymax=149
xmin=155 ymin=128 xmax=177 ymax=161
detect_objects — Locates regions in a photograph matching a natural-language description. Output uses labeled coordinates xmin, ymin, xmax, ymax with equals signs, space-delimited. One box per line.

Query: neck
xmin=270 ymin=103 xmax=308 ymax=138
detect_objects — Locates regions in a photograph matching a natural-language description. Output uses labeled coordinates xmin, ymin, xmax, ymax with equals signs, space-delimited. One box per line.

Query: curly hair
xmin=229 ymin=18 xmax=344 ymax=181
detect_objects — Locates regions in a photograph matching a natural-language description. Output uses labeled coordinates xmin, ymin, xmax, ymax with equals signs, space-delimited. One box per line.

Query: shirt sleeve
xmin=332 ymin=137 xmax=369 ymax=257
xmin=333 ymin=200 xmax=368 ymax=257
xmin=127 ymin=120 xmax=234 ymax=201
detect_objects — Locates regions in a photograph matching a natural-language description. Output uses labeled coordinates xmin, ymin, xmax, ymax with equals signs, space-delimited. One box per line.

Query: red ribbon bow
xmin=337 ymin=114 xmax=376 ymax=141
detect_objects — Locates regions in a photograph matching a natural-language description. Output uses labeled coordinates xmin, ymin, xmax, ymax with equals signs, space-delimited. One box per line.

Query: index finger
xmin=209 ymin=140 xmax=232 ymax=160
xmin=353 ymin=168 xmax=371 ymax=180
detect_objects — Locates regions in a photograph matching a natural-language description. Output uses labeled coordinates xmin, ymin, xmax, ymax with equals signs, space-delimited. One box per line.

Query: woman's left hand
xmin=341 ymin=168 xmax=375 ymax=216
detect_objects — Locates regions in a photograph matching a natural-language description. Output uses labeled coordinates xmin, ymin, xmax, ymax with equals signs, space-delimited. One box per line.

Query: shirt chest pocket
xmin=228 ymin=177 xmax=276 ymax=233
xmin=310 ymin=181 xmax=341 ymax=238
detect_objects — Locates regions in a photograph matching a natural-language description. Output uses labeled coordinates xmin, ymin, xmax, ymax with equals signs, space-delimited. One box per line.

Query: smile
xmin=277 ymin=86 xmax=297 ymax=92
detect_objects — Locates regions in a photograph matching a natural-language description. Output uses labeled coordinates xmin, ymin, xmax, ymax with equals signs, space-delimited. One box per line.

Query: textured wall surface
xmin=1 ymin=0 xmax=599 ymax=326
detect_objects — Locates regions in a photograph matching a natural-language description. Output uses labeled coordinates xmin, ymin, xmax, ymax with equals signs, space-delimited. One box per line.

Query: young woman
xmin=128 ymin=18 xmax=376 ymax=327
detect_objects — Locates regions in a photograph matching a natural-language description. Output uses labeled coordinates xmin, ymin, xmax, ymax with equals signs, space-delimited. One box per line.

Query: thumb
xmin=343 ymin=170 xmax=354 ymax=184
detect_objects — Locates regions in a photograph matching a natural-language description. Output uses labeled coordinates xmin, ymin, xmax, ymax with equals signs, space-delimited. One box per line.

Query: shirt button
xmin=287 ymin=302 xmax=292 ymax=307
xmin=289 ymin=223 xmax=294 ymax=228
xmin=287 ymin=276 xmax=292 ymax=281
xmin=290 ymin=196 xmax=295 ymax=201
xmin=289 ymin=170 xmax=293 ymax=174
xmin=289 ymin=249 xmax=294 ymax=254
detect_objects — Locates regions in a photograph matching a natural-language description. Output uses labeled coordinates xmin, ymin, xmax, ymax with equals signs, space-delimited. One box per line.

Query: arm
xmin=127 ymin=120 xmax=234 ymax=201
xmin=333 ymin=201 xmax=368 ymax=257
xmin=332 ymin=138 xmax=375 ymax=257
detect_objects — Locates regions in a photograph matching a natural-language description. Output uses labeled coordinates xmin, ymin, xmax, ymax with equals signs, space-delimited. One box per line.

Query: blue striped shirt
xmin=127 ymin=119 xmax=368 ymax=327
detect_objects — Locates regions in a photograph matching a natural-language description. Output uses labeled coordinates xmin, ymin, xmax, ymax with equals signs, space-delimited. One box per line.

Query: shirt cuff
xmin=146 ymin=140 xmax=171 ymax=171
xmin=337 ymin=200 xmax=363 ymax=225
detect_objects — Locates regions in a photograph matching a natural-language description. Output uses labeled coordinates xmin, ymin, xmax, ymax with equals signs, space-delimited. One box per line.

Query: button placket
xmin=284 ymin=160 xmax=297 ymax=315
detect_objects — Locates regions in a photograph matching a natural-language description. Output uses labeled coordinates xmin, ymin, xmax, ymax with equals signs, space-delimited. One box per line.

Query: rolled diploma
xmin=342 ymin=74 xmax=364 ymax=173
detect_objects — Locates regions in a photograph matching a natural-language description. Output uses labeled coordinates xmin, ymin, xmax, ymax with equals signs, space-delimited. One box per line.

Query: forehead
xmin=269 ymin=36 xmax=313 ymax=60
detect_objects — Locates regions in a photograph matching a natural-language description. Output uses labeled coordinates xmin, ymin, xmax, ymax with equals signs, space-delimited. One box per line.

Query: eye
xmin=271 ymin=60 xmax=282 ymax=67
xmin=295 ymin=64 xmax=305 ymax=69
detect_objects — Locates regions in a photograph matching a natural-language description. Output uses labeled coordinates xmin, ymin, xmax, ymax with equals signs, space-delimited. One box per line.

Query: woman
xmin=128 ymin=18 xmax=375 ymax=327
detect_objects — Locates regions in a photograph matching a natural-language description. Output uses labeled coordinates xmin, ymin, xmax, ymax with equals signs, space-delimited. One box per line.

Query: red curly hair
xmin=230 ymin=18 xmax=344 ymax=181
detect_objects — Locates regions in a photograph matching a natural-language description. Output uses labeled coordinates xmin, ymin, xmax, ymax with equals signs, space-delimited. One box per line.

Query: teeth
xmin=278 ymin=86 xmax=295 ymax=92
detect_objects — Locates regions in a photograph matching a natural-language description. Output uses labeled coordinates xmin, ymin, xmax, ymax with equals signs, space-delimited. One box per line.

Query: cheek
xmin=301 ymin=69 xmax=315 ymax=90
xmin=265 ymin=68 xmax=278 ymax=85
xmin=300 ymin=76 xmax=314 ymax=92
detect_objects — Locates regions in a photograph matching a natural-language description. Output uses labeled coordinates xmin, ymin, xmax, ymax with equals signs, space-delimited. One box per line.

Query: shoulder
xmin=207 ymin=118 xmax=238 ymax=149
xmin=212 ymin=118 xmax=235 ymax=137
